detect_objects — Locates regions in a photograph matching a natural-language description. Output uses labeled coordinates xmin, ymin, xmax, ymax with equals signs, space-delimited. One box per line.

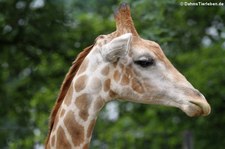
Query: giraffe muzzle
xmin=182 ymin=97 xmax=211 ymax=117
xmin=189 ymin=99 xmax=211 ymax=116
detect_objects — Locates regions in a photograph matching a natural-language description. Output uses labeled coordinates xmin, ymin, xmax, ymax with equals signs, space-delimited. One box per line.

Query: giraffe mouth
xmin=182 ymin=100 xmax=211 ymax=117
xmin=189 ymin=100 xmax=211 ymax=116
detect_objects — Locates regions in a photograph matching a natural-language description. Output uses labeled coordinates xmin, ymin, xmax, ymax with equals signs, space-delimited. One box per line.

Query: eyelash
xmin=134 ymin=58 xmax=155 ymax=68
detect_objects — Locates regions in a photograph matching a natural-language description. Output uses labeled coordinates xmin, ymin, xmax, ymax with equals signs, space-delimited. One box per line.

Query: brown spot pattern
xmin=75 ymin=94 xmax=91 ymax=121
xmin=74 ymin=75 xmax=88 ymax=92
xmin=121 ymin=75 xmax=129 ymax=85
xmin=64 ymin=110 xmax=85 ymax=146
xmin=45 ymin=45 xmax=93 ymax=148
xmin=51 ymin=134 xmax=55 ymax=147
xmin=56 ymin=126 xmax=72 ymax=149
xmin=94 ymin=96 xmax=105 ymax=111
xmin=90 ymin=77 xmax=102 ymax=92
xmin=113 ymin=70 xmax=120 ymax=82
xmin=83 ymin=143 xmax=89 ymax=149
xmin=125 ymin=67 xmax=133 ymax=75
xmin=109 ymin=90 xmax=117 ymax=98
xmin=101 ymin=66 xmax=110 ymax=76
xmin=131 ymin=79 xmax=144 ymax=93
xmin=64 ymin=85 xmax=73 ymax=106
xmin=79 ymin=110 xmax=89 ymax=121
xmin=87 ymin=119 xmax=96 ymax=138
xmin=104 ymin=79 xmax=111 ymax=92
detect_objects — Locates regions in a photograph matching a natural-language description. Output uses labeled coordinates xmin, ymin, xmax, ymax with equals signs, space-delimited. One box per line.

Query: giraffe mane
xmin=45 ymin=44 xmax=94 ymax=146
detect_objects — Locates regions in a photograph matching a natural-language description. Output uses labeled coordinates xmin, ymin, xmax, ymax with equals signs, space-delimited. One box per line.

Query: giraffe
xmin=45 ymin=3 xmax=211 ymax=149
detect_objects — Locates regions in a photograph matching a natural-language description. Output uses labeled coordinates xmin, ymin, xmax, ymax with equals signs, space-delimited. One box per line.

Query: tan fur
xmin=83 ymin=143 xmax=89 ymax=149
xmin=121 ymin=74 xmax=129 ymax=85
xmin=94 ymin=97 xmax=105 ymax=111
xmin=103 ymin=79 xmax=111 ymax=92
xmin=60 ymin=109 xmax=66 ymax=117
xmin=64 ymin=85 xmax=73 ymax=106
xmin=113 ymin=70 xmax=120 ymax=82
xmin=51 ymin=135 xmax=55 ymax=147
xmin=131 ymin=78 xmax=144 ymax=93
xmin=74 ymin=75 xmax=88 ymax=92
xmin=101 ymin=65 xmax=110 ymax=76
xmin=109 ymin=90 xmax=117 ymax=98
xmin=75 ymin=94 xmax=91 ymax=121
xmin=77 ymin=59 xmax=89 ymax=75
xmin=64 ymin=110 xmax=85 ymax=146
xmin=56 ymin=126 xmax=72 ymax=149
xmin=87 ymin=119 xmax=96 ymax=138
xmin=90 ymin=77 xmax=102 ymax=92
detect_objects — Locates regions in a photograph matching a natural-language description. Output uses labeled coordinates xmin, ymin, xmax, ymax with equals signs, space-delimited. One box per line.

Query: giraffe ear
xmin=101 ymin=33 xmax=132 ymax=62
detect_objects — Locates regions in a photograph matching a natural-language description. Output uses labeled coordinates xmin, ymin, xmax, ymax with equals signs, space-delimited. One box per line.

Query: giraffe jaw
xmin=138 ymin=93 xmax=211 ymax=117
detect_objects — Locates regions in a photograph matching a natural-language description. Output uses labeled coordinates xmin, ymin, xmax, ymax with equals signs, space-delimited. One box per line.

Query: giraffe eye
xmin=134 ymin=57 xmax=155 ymax=68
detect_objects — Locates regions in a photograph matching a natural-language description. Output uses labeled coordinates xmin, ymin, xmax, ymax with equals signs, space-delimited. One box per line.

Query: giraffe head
xmin=92 ymin=3 xmax=211 ymax=117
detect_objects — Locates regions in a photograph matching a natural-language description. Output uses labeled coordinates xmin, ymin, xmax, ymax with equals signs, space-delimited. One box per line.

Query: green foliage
xmin=0 ymin=0 xmax=224 ymax=148
xmin=176 ymin=42 xmax=225 ymax=148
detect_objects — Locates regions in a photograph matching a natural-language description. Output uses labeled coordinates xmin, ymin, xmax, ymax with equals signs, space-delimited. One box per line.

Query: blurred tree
xmin=0 ymin=0 xmax=75 ymax=148
xmin=0 ymin=0 xmax=224 ymax=148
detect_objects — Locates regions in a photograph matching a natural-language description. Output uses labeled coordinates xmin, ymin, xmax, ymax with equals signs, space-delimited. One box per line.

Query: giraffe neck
xmin=47 ymin=84 xmax=106 ymax=148
xmin=47 ymin=48 xmax=116 ymax=148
